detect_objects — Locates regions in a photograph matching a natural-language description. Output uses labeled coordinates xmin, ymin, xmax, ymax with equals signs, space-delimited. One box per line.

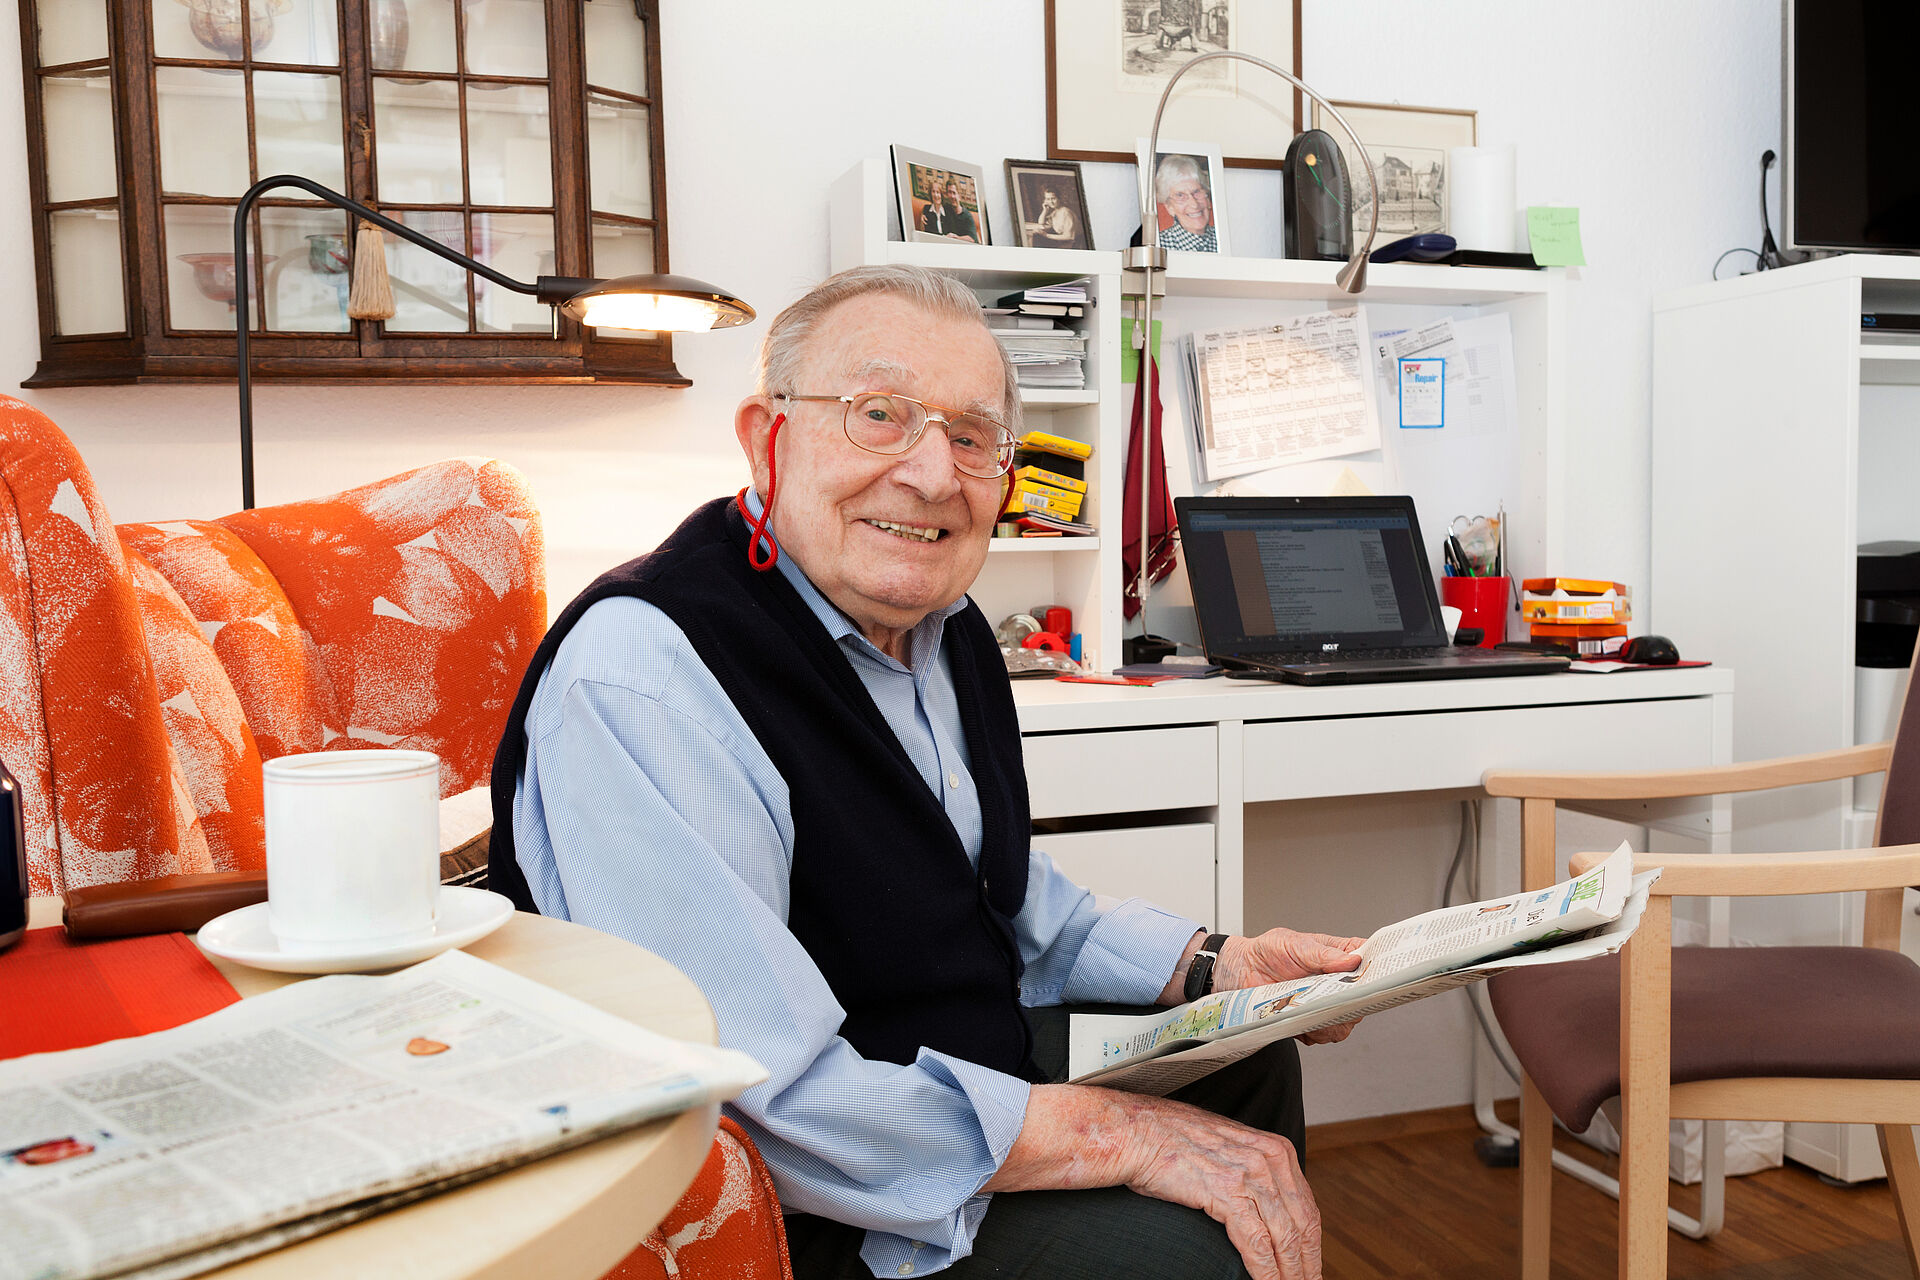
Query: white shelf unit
xmin=830 ymin=157 xmax=1570 ymax=670
xmin=1652 ymin=254 xmax=1920 ymax=1182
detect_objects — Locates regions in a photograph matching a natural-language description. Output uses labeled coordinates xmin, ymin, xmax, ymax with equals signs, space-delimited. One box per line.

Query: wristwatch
xmin=1183 ymin=933 xmax=1231 ymax=1003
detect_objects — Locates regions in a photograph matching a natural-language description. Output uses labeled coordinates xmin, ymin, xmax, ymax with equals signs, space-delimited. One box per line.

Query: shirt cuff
xmin=856 ymin=1050 xmax=1030 ymax=1276
xmin=1063 ymin=900 xmax=1205 ymax=1006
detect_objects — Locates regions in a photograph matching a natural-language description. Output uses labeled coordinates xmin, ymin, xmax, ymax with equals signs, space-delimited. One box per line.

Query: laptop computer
xmin=1173 ymin=494 xmax=1570 ymax=686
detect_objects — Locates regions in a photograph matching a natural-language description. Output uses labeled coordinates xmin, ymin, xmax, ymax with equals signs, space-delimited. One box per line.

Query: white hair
xmin=1153 ymin=153 xmax=1208 ymax=203
xmin=756 ymin=265 xmax=1022 ymax=431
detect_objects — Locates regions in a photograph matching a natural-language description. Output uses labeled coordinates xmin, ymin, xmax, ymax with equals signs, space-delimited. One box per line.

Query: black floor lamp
xmin=231 ymin=174 xmax=756 ymax=509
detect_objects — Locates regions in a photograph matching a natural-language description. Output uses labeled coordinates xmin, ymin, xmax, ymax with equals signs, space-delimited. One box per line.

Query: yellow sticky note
xmin=1526 ymin=206 xmax=1586 ymax=267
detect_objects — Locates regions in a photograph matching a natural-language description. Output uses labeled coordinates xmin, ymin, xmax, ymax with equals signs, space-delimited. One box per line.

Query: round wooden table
xmin=24 ymin=899 xmax=721 ymax=1280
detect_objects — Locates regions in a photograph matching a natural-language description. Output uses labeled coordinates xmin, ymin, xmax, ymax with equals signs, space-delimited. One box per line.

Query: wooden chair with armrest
xmin=1482 ymin=649 xmax=1920 ymax=1280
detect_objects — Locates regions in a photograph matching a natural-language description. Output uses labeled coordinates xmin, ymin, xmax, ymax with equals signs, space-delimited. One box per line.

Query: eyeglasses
xmin=777 ymin=392 xmax=1016 ymax=479
xmin=1165 ymin=187 xmax=1211 ymax=209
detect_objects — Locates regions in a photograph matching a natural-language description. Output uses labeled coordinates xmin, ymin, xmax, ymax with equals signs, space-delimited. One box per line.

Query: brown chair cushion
xmin=1488 ymin=946 xmax=1920 ymax=1131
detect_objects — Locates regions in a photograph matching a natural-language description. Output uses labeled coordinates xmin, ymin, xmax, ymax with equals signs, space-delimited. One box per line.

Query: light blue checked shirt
xmin=512 ymin=498 xmax=1202 ymax=1277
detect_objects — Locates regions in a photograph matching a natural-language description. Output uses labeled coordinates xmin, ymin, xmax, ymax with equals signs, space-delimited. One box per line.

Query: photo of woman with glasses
xmin=1138 ymin=141 xmax=1230 ymax=254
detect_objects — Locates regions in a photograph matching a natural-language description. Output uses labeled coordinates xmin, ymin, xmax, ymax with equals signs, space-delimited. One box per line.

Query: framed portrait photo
xmin=1046 ymin=0 xmax=1302 ymax=168
xmin=1137 ymin=137 xmax=1228 ymax=254
xmin=1310 ymin=100 xmax=1478 ymax=240
xmin=1005 ymin=158 xmax=1094 ymax=250
xmin=892 ymin=146 xmax=991 ymax=246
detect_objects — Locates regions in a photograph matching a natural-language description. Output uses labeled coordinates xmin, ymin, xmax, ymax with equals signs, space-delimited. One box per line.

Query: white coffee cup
xmin=262 ymin=749 xmax=441 ymax=955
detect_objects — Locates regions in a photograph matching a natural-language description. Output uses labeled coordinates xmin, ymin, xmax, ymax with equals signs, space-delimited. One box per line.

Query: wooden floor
xmin=1305 ymin=1106 xmax=1913 ymax=1279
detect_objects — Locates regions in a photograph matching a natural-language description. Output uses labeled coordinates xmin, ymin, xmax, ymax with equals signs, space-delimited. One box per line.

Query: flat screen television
xmin=1783 ymin=0 xmax=1920 ymax=256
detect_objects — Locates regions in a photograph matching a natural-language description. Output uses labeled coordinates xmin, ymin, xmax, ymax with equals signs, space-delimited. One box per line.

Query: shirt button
xmin=898 ymin=1265 xmax=915 ymax=1276
xmin=947 ymin=771 xmax=959 ymax=789
xmin=911 ymin=1241 xmax=925 ymax=1250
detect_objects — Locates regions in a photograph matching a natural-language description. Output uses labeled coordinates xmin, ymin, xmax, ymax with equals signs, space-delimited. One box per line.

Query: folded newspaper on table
xmin=1068 ymin=842 xmax=1659 ymax=1097
xmin=0 ymin=949 xmax=766 ymax=1280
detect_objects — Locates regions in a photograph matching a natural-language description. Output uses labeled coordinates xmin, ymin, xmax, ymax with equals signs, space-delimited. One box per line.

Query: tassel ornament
xmin=346 ymin=220 xmax=395 ymax=320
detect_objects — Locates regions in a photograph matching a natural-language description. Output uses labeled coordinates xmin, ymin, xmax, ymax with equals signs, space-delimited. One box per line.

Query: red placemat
xmin=0 ymin=926 xmax=241 ymax=1060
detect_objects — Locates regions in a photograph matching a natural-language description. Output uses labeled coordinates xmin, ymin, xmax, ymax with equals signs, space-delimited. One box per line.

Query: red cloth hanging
xmin=1121 ymin=355 xmax=1180 ymax=620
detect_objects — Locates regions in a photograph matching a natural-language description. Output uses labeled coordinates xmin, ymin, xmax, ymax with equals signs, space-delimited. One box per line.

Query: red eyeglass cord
xmin=735 ymin=413 xmax=785 ymax=571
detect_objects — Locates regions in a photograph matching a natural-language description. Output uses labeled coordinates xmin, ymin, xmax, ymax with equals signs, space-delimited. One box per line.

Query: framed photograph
xmin=1310 ymin=100 xmax=1477 ymax=240
xmin=891 ymin=146 xmax=990 ymax=246
xmin=1046 ymin=0 xmax=1302 ymax=168
xmin=1005 ymin=158 xmax=1094 ymax=250
xmin=1137 ymin=137 xmax=1229 ymax=254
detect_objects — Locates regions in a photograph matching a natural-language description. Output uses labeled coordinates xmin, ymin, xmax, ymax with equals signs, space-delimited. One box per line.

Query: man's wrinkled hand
xmin=1221 ymin=928 xmax=1365 ymax=987
xmin=1218 ymin=929 xmax=1367 ymax=1045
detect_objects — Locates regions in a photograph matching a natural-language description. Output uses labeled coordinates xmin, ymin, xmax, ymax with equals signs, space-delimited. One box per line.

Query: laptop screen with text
xmin=1178 ymin=496 xmax=1450 ymax=657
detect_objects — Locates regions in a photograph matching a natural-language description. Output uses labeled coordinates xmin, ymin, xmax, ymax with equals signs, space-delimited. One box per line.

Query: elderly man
xmin=1155 ymin=153 xmax=1218 ymax=252
xmin=489 ymin=265 xmax=1362 ymax=1280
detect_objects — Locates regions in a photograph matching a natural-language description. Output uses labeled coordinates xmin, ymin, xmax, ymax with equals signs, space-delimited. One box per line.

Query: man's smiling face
xmin=737 ymin=293 xmax=1008 ymax=658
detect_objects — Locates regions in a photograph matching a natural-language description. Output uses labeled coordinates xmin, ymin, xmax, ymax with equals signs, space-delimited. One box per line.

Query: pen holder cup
xmin=1440 ymin=576 xmax=1511 ymax=648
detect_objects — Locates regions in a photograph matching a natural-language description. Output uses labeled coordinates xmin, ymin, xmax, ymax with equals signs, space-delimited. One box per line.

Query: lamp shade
xmin=559 ymin=274 xmax=757 ymax=332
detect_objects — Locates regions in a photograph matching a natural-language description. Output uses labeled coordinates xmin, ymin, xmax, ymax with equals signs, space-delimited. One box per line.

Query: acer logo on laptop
xmin=1321 ymin=642 xmax=1339 ymax=652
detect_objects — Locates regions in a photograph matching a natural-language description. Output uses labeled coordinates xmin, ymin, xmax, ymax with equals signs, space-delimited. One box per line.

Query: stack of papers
xmin=994 ymin=326 xmax=1087 ymax=392
xmin=1004 ymin=282 xmax=1089 ymax=305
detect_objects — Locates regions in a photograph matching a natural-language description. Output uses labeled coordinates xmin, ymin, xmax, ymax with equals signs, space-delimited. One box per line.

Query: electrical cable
xmin=1712 ymin=247 xmax=1761 ymax=281
xmin=1444 ymin=799 xmax=1523 ymax=1085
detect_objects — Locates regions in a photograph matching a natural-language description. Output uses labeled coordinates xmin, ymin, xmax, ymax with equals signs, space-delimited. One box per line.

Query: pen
xmin=1447 ymin=533 xmax=1475 ymax=577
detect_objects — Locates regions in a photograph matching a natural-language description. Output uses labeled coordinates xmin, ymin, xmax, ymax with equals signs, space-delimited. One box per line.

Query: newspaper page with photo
xmin=1068 ymin=843 xmax=1658 ymax=1096
xmin=0 ymin=950 xmax=766 ymax=1280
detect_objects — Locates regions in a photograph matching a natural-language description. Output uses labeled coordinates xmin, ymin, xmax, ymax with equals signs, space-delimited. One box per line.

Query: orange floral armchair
xmin=0 ymin=398 xmax=790 ymax=1279
xmin=0 ymin=396 xmax=546 ymax=895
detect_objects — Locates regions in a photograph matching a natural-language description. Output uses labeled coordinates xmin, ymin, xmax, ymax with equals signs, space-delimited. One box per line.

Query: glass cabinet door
xmin=21 ymin=0 xmax=681 ymax=386
xmin=35 ymin=0 xmax=124 ymax=335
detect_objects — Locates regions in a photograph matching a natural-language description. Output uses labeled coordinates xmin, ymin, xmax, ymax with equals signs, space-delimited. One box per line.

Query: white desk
xmin=1013 ymin=668 xmax=1735 ymax=934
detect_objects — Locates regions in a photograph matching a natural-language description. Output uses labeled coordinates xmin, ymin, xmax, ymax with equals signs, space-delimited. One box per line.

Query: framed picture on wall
xmin=1046 ymin=0 xmax=1302 ymax=168
xmin=1005 ymin=158 xmax=1094 ymax=250
xmin=1136 ymin=137 xmax=1229 ymax=254
xmin=1310 ymin=100 xmax=1478 ymax=240
xmin=892 ymin=146 xmax=991 ymax=246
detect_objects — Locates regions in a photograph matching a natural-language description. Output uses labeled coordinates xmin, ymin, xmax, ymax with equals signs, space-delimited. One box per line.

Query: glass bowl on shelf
xmin=177 ymin=252 xmax=278 ymax=308
xmin=173 ymin=0 xmax=294 ymax=60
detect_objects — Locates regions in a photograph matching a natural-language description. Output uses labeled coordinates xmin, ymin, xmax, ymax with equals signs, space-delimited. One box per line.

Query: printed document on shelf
xmin=0 ymin=949 xmax=766 ymax=1280
xmin=1188 ymin=307 xmax=1381 ymax=481
xmin=1372 ymin=313 xmax=1517 ymax=442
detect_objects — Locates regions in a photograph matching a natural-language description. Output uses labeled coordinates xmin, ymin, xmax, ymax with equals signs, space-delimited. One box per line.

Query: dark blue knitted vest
xmin=490 ymin=497 xmax=1037 ymax=1078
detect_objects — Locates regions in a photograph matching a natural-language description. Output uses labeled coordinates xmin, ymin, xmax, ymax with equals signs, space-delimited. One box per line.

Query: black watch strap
xmin=1183 ymin=933 xmax=1232 ymax=1003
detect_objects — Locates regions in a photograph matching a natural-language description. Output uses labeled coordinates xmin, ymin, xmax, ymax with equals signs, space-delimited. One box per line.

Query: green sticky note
xmin=1526 ymin=206 xmax=1586 ymax=267
xmin=1120 ymin=318 xmax=1162 ymax=384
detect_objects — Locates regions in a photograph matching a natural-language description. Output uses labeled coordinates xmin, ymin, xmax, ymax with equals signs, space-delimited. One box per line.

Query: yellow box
xmin=1002 ymin=479 xmax=1082 ymax=519
xmin=1016 ymin=430 xmax=1093 ymax=461
xmin=1013 ymin=464 xmax=1087 ymax=495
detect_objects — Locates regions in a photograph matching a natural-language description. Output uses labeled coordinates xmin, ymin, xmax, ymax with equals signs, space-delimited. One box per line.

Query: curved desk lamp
xmin=231 ymin=174 xmax=756 ymax=509
xmin=1126 ymin=53 xmax=1379 ymax=634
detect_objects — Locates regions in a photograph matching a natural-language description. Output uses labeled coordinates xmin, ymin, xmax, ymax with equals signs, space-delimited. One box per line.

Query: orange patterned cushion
xmin=601 ymin=1117 xmax=792 ymax=1280
xmin=0 ymin=398 xmax=200 ymax=893
xmin=118 ymin=519 xmax=343 ymax=762
xmin=121 ymin=548 xmax=265 ymax=872
xmin=0 ymin=397 xmax=546 ymax=894
xmin=215 ymin=458 xmax=546 ymax=797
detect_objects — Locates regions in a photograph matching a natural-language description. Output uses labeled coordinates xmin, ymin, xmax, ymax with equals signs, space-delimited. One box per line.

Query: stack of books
xmin=992 ymin=283 xmax=1090 ymax=390
xmin=998 ymin=431 xmax=1096 ymax=537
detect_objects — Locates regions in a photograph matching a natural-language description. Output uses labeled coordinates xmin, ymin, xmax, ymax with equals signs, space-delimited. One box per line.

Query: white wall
xmin=1 ymin=1 xmax=1779 ymax=1120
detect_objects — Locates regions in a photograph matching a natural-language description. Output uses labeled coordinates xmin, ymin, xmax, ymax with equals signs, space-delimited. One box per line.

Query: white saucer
xmin=196 ymin=887 xmax=516 ymax=975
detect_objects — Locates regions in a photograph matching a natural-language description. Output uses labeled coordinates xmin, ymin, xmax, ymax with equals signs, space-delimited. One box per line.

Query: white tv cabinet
xmin=1652 ymin=254 xmax=1920 ymax=1181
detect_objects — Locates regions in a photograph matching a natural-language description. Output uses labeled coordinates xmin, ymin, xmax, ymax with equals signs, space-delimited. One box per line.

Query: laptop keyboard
xmin=1270 ymin=647 xmax=1438 ymax=664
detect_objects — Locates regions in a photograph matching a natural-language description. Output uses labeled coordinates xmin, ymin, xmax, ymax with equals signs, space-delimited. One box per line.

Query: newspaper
xmin=1068 ymin=843 xmax=1658 ymax=1096
xmin=0 ymin=949 xmax=767 ymax=1280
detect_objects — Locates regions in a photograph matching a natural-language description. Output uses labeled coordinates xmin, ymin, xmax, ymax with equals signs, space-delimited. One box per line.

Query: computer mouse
xmin=1620 ymin=634 xmax=1679 ymax=665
